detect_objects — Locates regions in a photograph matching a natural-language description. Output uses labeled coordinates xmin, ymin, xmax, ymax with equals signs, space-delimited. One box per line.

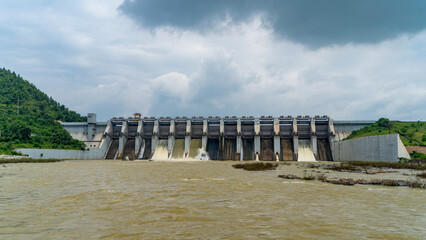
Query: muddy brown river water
xmin=0 ymin=160 xmax=425 ymax=239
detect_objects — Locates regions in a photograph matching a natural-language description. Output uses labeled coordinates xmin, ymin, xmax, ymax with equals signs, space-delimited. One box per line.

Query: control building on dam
xmin=62 ymin=113 xmax=375 ymax=161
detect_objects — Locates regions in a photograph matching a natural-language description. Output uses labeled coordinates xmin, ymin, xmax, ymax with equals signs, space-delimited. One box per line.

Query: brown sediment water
xmin=0 ymin=161 xmax=424 ymax=239
xmin=171 ymin=139 xmax=185 ymax=160
xmin=151 ymin=139 xmax=169 ymax=160
xmin=188 ymin=138 xmax=202 ymax=159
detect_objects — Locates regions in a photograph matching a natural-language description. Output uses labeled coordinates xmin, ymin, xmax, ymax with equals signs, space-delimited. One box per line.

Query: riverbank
xmin=0 ymin=157 xmax=61 ymax=164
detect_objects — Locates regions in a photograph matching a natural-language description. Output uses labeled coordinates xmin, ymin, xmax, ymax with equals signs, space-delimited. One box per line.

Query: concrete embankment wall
xmin=17 ymin=148 xmax=105 ymax=160
xmin=332 ymin=134 xmax=410 ymax=162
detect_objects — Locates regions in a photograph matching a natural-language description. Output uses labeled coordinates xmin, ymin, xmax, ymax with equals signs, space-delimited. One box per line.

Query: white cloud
xmin=0 ymin=1 xmax=425 ymax=121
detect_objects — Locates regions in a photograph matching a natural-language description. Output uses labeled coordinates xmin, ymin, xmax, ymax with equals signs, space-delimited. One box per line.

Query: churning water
xmin=298 ymin=139 xmax=316 ymax=162
xmin=188 ymin=139 xmax=202 ymax=159
xmin=1 ymin=161 xmax=425 ymax=239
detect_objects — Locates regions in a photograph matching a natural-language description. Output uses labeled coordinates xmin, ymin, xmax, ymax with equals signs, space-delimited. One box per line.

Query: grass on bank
xmin=0 ymin=158 xmax=62 ymax=164
xmin=233 ymin=162 xmax=278 ymax=171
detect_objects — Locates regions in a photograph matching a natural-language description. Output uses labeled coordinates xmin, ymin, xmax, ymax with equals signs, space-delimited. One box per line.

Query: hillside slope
xmin=345 ymin=118 xmax=426 ymax=146
xmin=0 ymin=68 xmax=86 ymax=154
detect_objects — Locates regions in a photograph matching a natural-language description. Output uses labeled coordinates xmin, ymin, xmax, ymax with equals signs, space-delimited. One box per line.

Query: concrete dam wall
xmin=20 ymin=114 xmax=383 ymax=160
xmin=97 ymin=115 xmax=342 ymax=161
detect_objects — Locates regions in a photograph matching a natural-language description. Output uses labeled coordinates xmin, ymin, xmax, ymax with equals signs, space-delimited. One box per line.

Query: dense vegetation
xmin=346 ymin=118 xmax=426 ymax=146
xmin=0 ymin=68 xmax=86 ymax=154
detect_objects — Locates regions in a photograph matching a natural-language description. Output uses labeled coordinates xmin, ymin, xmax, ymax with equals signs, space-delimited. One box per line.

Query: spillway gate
xmin=102 ymin=115 xmax=335 ymax=161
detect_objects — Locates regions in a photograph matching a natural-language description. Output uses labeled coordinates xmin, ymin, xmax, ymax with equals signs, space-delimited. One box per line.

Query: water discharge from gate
xmin=151 ymin=139 xmax=168 ymax=160
xmin=188 ymin=138 xmax=202 ymax=159
xmin=137 ymin=139 xmax=145 ymax=159
xmin=105 ymin=140 xmax=119 ymax=159
xmin=297 ymin=139 xmax=316 ymax=162
xmin=171 ymin=139 xmax=185 ymax=159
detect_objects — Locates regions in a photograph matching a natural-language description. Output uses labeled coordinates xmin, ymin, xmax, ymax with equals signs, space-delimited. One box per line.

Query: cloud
xmin=0 ymin=0 xmax=425 ymax=121
xmin=119 ymin=0 xmax=426 ymax=48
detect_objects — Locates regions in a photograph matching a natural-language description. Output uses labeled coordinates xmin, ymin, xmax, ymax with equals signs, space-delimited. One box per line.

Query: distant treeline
xmin=0 ymin=68 xmax=86 ymax=154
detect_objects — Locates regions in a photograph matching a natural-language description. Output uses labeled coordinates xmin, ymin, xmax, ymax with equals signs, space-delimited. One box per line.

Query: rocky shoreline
xmin=276 ymin=161 xmax=426 ymax=189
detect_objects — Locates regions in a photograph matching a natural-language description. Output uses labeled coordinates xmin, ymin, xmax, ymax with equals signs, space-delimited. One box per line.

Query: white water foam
xmin=151 ymin=139 xmax=169 ymax=160
xmin=297 ymin=139 xmax=316 ymax=162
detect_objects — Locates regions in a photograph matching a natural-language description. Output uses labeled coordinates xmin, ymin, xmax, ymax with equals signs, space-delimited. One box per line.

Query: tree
xmin=4 ymin=120 xmax=31 ymax=142
xmin=377 ymin=118 xmax=392 ymax=129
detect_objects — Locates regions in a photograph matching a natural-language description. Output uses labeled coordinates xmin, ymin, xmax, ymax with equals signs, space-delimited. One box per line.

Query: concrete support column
xmin=202 ymin=136 xmax=207 ymax=149
xmin=186 ymin=119 xmax=191 ymax=135
xmin=254 ymin=118 xmax=260 ymax=135
xmin=170 ymin=120 xmax=175 ymax=135
xmin=152 ymin=120 xmax=159 ymax=154
xmin=202 ymin=119 xmax=208 ymax=150
xmin=254 ymin=135 xmax=260 ymax=161
xmin=135 ymin=119 xmax=143 ymax=157
xmin=254 ymin=118 xmax=260 ymax=161
xmin=274 ymin=135 xmax=280 ymax=161
xmin=185 ymin=135 xmax=191 ymax=158
xmin=310 ymin=117 xmax=318 ymax=159
xmin=236 ymin=136 xmax=241 ymax=153
xmin=328 ymin=118 xmax=335 ymax=144
xmin=311 ymin=135 xmax=318 ymax=160
xmin=273 ymin=118 xmax=280 ymax=135
xmin=292 ymin=118 xmax=298 ymax=135
xmin=220 ymin=119 xmax=224 ymax=135
xmin=118 ymin=121 xmax=128 ymax=159
xmin=293 ymin=135 xmax=299 ymax=161
xmin=100 ymin=120 xmax=113 ymax=158
xmin=310 ymin=117 xmax=316 ymax=134
xmin=293 ymin=118 xmax=298 ymax=161
xmin=237 ymin=119 xmax=241 ymax=135
xmin=168 ymin=120 xmax=175 ymax=157
xmin=236 ymin=118 xmax=242 ymax=160
xmin=168 ymin=136 xmax=175 ymax=157
xmin=185 ymin=119 xmax=191 ymax=158
xmin=87 ymin=113 xmax=96 ymax=141
xmin=237 ymin=136 xmax=243 ymax=161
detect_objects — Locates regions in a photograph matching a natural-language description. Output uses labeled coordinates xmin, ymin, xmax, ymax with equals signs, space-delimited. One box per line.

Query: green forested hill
xmin=0 ymin=68 xmax=86 ymax=154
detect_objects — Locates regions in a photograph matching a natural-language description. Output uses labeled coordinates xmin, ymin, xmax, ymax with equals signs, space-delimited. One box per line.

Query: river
xmin=0 ymin=160 xmax=425 ymax=239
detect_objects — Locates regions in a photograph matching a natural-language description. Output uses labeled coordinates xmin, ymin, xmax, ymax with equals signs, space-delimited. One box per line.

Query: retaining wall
xmin=17 ymin=148 xmax=105 ymax=160
xmin=332 ymin=134 xmax=410 ymax=162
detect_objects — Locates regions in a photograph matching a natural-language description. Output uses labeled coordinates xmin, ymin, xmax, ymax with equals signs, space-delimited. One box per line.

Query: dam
xmin=17 ymin=114 xmax=411 ymax=162
xmin=77 ymin=114 xmax=356 ymax=161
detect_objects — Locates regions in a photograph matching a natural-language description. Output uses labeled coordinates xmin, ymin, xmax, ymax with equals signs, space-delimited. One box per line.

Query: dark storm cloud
xmin=119 ymin=0 xmax=426 ymax=48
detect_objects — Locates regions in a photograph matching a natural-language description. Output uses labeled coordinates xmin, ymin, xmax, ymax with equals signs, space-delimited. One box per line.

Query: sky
xmin=0 ymin=0 xmax=425 ymax=121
